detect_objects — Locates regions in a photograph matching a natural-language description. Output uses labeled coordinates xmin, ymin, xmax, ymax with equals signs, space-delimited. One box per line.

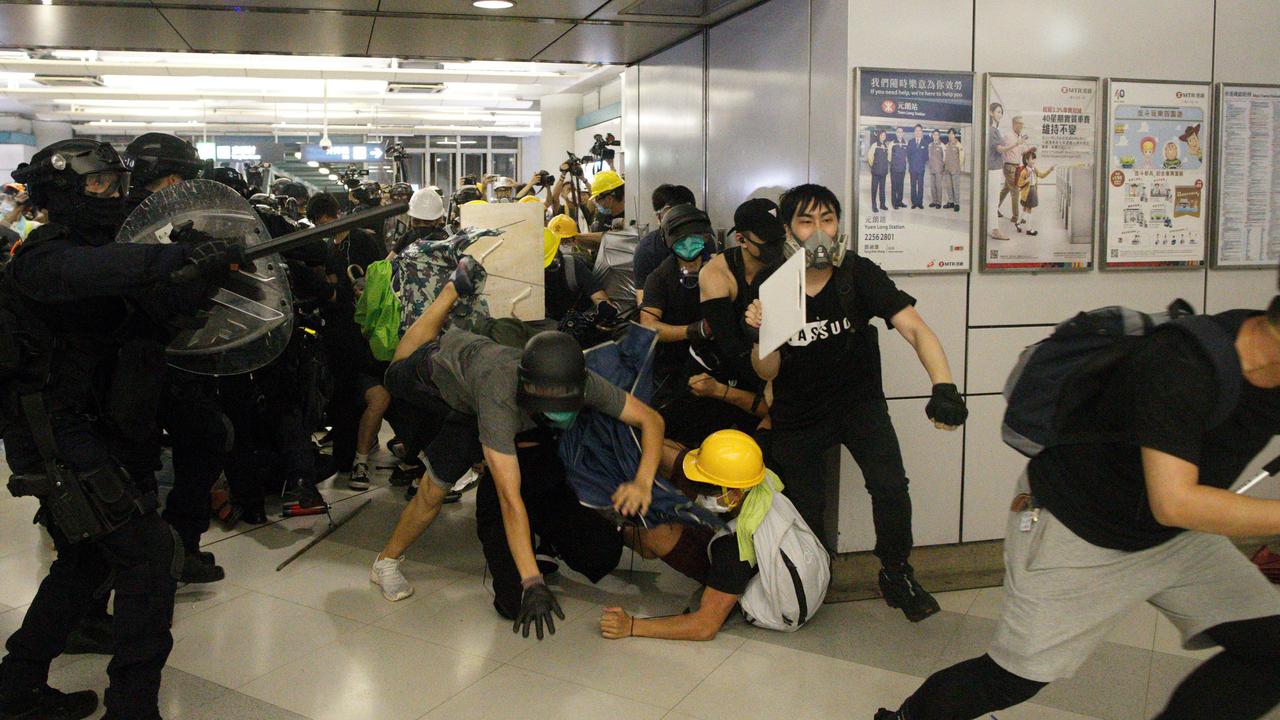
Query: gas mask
xmin=787 ymin=227 xmax=848 ymax=269
xmin=678 ymin=266 xmax=699 ymax=290
xmin=694 ymin=489 xmax=740 ymax=515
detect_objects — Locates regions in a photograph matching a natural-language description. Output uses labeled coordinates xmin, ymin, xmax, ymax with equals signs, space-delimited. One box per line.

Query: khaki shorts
xmin=989 ymin=475 xmax=1280 ymax=682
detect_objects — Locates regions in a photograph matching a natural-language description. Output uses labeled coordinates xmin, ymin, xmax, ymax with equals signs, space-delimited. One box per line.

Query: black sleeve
xmin=1131 ymin=333 xmax=1216 ymax=466
xmin=574 ymin=255 xmax=602 ymax=297
xmin=853 ymin=255 xmax=916 ymax=326
xmin=632 ymin=232 xmax=663 ymax=292
xmin=640 ymin=262 xmax=670 ymax=314
xmin=19 ymin=239 xmax=189 ymax=304
xmin=705 ymin=533 xmax=757 ymax=596
xmin=354 ymin=229 xmax=385 ymax=271
xmin=702 ymin=296 xmax=755 ymax=381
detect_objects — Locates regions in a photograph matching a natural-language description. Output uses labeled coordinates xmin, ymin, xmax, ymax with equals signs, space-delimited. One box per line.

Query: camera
xmin=340 ymin=164 xmax=369 ymax=190
xmin=318 ymin=134 xmax=333 ymax=151
xmin=534 ymin=170 xmax=554 ymax=188
xmin=560 ymin=151 xmax=584 ymax=178
xmin=589 ymin=133 xmax=620 ymax=160
xmin=384 ymin=141 xmax=405 ymax=161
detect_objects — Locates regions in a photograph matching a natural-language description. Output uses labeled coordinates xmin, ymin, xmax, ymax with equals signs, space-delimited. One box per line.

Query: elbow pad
xmin=700 ymin=297 xmax=754 ymax=380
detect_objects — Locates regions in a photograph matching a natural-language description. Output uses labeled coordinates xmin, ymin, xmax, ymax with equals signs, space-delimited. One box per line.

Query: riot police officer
xmin=0 ymin=139 xmax=243 ymax=720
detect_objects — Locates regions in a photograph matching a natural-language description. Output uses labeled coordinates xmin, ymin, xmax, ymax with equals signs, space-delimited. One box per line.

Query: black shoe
xmin=878 ymin=565 xmax=940 ymax=623
xmin=442 ymin=490 xmax=462 ymax=504
xmin=284 ymin=484 xmax=326 ymax=510
xmin=389 ymin=462 xmax=424 ymax=488
xmin=234 ymin=503 xmax=267 ymax=525
xmin=179 ymin=552 xmax=225 ymax=584
xmin=199 ymin=550 xmax=216 ymax=565
xmin=387 ymin=437 xmax=409 ymax=461
xmin=0 ymin=685 xmax=98 ymax=720
xmin=874 ymin=710 xmax=902 ymax=720
xmin=404 ymin=484 xmax=417 ymax=502
xmin=64 ymin=615 xmax=113 ymax=656
xmin=952 ymin=205 xmax=960 ymax=212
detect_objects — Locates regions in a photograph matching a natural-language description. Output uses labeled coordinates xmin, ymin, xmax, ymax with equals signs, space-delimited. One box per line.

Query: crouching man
xmin=600 ymin=429 xmax=828 ymax=642
xmin=371 ymin=259 xmax=666 ymax=641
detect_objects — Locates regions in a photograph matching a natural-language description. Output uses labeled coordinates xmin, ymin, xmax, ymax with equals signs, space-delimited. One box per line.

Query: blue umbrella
xmin=559 ymin=324 xmax=725 ymax=530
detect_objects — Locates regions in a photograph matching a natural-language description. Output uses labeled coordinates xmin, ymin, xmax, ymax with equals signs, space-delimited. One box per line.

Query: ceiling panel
xmin=533 ymin=21 xmax=696 ymax=63
xmin=0 ymin=5 xmax=189 ymax=51
xmin=152 ymin=0 xmax=379 ymax=9
xmin=376 ymin=0 xmax=605 ymax=21
xmin=159 ymin=8 xmax=375 ymax=54
xmin=588 ymin=0 xmax=763 ymax=24
xmin=368 ymin=16 xmax=572 ymax=61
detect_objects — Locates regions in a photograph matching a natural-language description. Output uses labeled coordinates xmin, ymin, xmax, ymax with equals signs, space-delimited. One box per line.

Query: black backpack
xmin=1002 ymin=300 xmax=1241 ymax=458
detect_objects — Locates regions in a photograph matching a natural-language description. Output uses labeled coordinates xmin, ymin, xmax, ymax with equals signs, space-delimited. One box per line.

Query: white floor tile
xmin=0 ymin=548 xmax=53 ymax=608
xmin=966 ymin=585 xmax=1005 ymax=620
xmin=205 ymin=522 xmax=365 ymax=595
xmin=374 ymin=575 xmax=596 ymax=662
xmin=422 ymin=665 xmax=666 ymax=720
xmin=167 ymin=591 xmax=362 ymax=689
xmin=240 ymin=625 xmax=498 ymax=720
xmin=507 ymin=607 xmax=744 ymax=709
xmin=933 ymin=588 xmax=979 ymax=615
xmin=172 ymin=580 xmax=252 ymax=626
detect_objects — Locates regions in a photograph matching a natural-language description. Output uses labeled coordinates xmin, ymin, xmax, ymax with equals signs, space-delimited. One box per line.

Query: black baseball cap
xmin=731 ymin=198 xmax=785 ymax=244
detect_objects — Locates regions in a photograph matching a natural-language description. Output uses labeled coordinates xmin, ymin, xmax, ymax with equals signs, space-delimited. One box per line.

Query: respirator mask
xmin=787 ymin=227 xmax=848 ymax=269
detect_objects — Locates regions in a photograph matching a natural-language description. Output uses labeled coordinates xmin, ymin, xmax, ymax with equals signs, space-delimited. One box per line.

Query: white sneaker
xmin=370 ymin=556 xmax=414 ymax=602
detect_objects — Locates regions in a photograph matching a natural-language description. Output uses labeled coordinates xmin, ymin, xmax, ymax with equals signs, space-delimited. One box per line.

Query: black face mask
xmin=746 ymin=236 xmax=785 ymax=268
xmin=49 ymin=191 xmax=128 ymax=246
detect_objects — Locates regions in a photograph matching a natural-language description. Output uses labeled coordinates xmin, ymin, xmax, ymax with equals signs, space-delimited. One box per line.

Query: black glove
xmin=594 ymin=301 xmax=619 ymax=325
xmin=739 ymin=315 xmax=760 ymax=343
xmin=514 ymin=575 xmax=564 ymax=640
xmin=686 ymin=318 xmax=713 ymax=341
xmin=926 ymin=383 xmax=968 ymax=427
xmin=186 ymin=237 xmax=252 ymax=279
xmin=449 ymin=255 xmax=486 ymax=297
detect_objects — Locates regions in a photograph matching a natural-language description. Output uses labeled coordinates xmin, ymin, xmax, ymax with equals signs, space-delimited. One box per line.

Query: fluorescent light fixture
xmin=328 ymin=174 xmax=339 ymax=181
xmin=473 ymin=0 xmax=515 ymax=8
xmin=42 ymin=0 xmax=53 ymax=5
xmin=317 ymin=167 xmax=329 ymax=174
xmin=293 ymin=151 xmax=302 ymax=159
xmin=307 ymin=161 xmax=319 ymax=167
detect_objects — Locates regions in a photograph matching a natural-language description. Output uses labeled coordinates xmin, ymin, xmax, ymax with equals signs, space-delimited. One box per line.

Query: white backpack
xmin=729 ymin=484 xmax=831 ymax=632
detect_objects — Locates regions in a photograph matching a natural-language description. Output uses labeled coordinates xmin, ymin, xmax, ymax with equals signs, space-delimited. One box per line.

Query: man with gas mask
xmin=640 ymin=204 xmax=762 ymax=446
xmin=0 ymin=139 xmax=245 ymax=720
xmin=743 ymin=184 xmax=967 ymax=623
xmin=489 ymin=177 xmax=518 ymax=203
xmin=372 ymin=266 xmax=666 ymax=641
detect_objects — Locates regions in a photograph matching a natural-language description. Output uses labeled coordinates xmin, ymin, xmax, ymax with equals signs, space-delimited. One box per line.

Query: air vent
xmin=33 ymin=75 xmax=103 ymax=87
xmin=619 ymin=0 xmax=737 ymax=17
xmin=387 ymin=82 xmax=446 ymax=94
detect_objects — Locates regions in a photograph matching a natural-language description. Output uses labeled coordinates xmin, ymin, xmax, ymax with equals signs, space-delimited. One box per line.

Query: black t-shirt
xmin=326 ymin=227 xmax=384 ymax=277
xmin=642 ymin=255 xmax=703 ymax=382
xmin=770 ymin=256 xmax=916 ymax=428
xmin=1029 ymin=310 xmax=1280 ymax=551
xmin=632 ymin=228 xmax=667 ymax=293
xmin=543 ymin=251 xmax=600 ymax=321
xmin=705 ymin=533 xmax=758 ymax=596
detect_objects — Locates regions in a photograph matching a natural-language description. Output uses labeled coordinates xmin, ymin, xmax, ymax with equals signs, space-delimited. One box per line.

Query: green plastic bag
xmin=354 ymin=259 xmax=402 ymax=361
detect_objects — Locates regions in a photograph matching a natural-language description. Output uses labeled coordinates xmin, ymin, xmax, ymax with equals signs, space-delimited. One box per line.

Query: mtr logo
xmin=881 ymin=100 xmax=897 ymax=114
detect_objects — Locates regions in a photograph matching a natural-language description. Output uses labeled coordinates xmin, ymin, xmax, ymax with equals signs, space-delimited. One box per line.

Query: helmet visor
xmin=82 ymin=170 xmax=130 ymax=199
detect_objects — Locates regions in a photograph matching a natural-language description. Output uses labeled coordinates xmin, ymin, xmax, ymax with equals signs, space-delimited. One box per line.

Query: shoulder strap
xmin=562 ymin=254 xmax=578 ymax=295
xmin=1168 ymin=315 xmax=1243 ymax=428
xmin=20 ymin=392 xmax=61 ymax=465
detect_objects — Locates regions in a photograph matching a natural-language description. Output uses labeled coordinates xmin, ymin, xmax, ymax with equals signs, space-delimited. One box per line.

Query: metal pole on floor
xmin=275 ymin=499 xmax=373 ymax=572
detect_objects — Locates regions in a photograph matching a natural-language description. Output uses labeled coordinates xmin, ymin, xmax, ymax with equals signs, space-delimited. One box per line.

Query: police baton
xmin=169 ymin=201 xmax=409 ymax=285
xmin=1235 ymin=455 xmax=1280 ymax=495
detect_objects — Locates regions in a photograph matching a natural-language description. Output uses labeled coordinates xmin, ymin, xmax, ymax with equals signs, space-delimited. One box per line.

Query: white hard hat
xmin=408 ymin=187 xmax=445 ymax=221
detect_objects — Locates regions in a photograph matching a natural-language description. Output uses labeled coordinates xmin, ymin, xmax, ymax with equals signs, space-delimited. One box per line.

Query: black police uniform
xmin=0 ymin=224 xmax=193 ymax=719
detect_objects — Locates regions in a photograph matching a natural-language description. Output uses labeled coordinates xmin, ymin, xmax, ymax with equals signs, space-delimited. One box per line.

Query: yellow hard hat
xmin=547 ymin=214 xmax=578 ymax=239
xmin=589 ymin=169 xmax=624 ymax=198
xmin=463 ymin=199 xmax=489 ymax=206
xmin=543 ymin=228 xmax=560 ymax=268
xmin=682 ymin=429 xmax=766 ymax=489
xmin=519 ymin=195 xmax=542 ymax=204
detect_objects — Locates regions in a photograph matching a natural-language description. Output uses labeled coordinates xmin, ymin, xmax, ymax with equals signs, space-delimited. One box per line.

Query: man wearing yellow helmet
xmin=543 ymin=220 xmax=611 ymax=321
xmin=600 ymin=430 xmax=828 ymax=642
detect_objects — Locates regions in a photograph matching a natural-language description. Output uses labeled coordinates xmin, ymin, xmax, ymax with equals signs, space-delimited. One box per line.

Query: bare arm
xmin=1143 ymin=448 xmax=1280 ymax=536
xmin=889 ymin=305 xmax=954 ymax=385
xmin=744 ymin=298 xmax=780 ymax=381
xmin=600 ymin=587 xmax=739 ymax=641
xmin=393 ymin=282 xmax=458 ymax=362
xmin=639 ymin=305 xmax=695 ymax=343
xmin=485 ymin=445 xmax=540 ymax=582
xmin=688 ymin=373 xmax=768 ymax=418
xmin=610 ymin=393 xmax=666 ymax=517
xmin=589 ymin=289 xmax=610 ymax=306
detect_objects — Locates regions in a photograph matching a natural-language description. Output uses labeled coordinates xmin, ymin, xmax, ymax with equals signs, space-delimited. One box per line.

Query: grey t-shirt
xmin=430 ymin=329 xmax=627 ymax=455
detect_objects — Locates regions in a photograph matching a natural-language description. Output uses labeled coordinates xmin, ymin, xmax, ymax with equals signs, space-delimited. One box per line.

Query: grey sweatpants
xmin=989 ymin=476 xmax=1280 ymax=682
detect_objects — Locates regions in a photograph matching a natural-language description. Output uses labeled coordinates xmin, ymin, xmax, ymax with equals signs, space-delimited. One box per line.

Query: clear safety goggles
xmin=82 ymin=170 xmax=130 ymax=199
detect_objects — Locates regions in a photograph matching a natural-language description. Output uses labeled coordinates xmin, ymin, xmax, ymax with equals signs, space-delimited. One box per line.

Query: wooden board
xmin=459 ymin=202 xmax=545 ymax=320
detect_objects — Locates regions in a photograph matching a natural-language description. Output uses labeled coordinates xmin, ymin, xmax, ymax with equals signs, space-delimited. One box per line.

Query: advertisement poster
xmin=855 ymin=68 xmax=974 ymax=273
xmin=1102 ymin=79 xmax=1211 ymax=269
xmin=1214 ymin=84 xmax=1280 ymax=268
xmin=981 ymin=74 xmax=1100 ymax=271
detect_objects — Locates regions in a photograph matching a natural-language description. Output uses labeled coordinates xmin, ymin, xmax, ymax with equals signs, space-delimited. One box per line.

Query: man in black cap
xmin=370 ymin=262 xmax=667 ymax=640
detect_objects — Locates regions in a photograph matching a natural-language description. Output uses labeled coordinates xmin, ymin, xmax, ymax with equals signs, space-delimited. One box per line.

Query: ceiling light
xmin=307 ymin=161 xmax=319 ymax=167
xmin=293 ymin=151 xmax=302 ymax=159
xmin=473 ymin=0 xmax=515 ymax=8
xmin=317 ymin=167 xmax=329 ymax=174
xmin=328 ymin=174 xmax=339 ymax=181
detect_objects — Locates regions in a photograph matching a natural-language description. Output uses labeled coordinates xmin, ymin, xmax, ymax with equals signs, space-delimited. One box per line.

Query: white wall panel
xmin=706 ymin=0 xmax=810 ymax=229
xmin=969 ymin=265 xmax=1208 ymax=327
xmin=836 ymin=397 xmax=964 ymax=553
xmin=961 ymin=395 xmax=1027 ymax=541
xmin=1213 ymin=0 xmax=1280 ymax=84
xmin=848 ymin=0 xmax=973 ymax=71
xmin=636 ymin=35 xmax=706 ymax=231
xmin=1206 ymin=269 xmax=1275 ymax=314
xmin=879 ymin=273 xmax=970 ymax=397
xmin=621 ymin=65 xmax=641 ymax=219
xmin=809 ymin=0 xmax=849 ymax=199
xmin=966 ymin=326 xmax=1052 ymax=395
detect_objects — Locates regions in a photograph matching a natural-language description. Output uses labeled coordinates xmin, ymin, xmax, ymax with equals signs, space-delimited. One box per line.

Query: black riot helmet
xmin=249 ymin=192 xmax=278 ymax=210
xmin=12 ymin=138 xmax=131 ymax=245
xmin=205 ymin=165 xmax=250 ymax=197
xmin=660 ymin=203 xmax=712 ymax=249
xmin=516 ymin=331 xmax=588 ymax=414
xmin=389 ymin=182 xmax=413 ymax=203
xmin=124 ymin=132 xmax=202 ymax=189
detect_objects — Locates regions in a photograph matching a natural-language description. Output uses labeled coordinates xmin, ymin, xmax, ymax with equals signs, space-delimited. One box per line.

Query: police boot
xmin=0 ymin=685 xmax=98 ymax=720
xmin=179 ymin=552 xmax=225 ymax=584
xmin=874 ymin=710 xmax=903 ymax=720
xmin=64 ymin=614 xmax=113 ymax=655
xmin=878 ymin=564 xmax=940 ymax=623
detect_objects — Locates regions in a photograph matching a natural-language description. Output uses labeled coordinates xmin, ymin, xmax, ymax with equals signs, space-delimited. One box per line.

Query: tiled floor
xmin=2 ymin=448 xmax=1279 ymax=720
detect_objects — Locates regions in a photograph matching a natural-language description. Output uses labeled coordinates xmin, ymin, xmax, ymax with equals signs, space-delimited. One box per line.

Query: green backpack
xmin=354 ymin=259 xmax=402 ymax=361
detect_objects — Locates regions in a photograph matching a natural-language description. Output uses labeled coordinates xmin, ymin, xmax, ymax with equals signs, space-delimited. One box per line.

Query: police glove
xmin=449 ymin=255 xmax=485 ymax=297
xmin=514 ymin=575 xmax=564 ymax=640
xmin=686 ymin=318 xmax=713 ymax=341
xmin=926 ymin=383 xmax=967 ymax=428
